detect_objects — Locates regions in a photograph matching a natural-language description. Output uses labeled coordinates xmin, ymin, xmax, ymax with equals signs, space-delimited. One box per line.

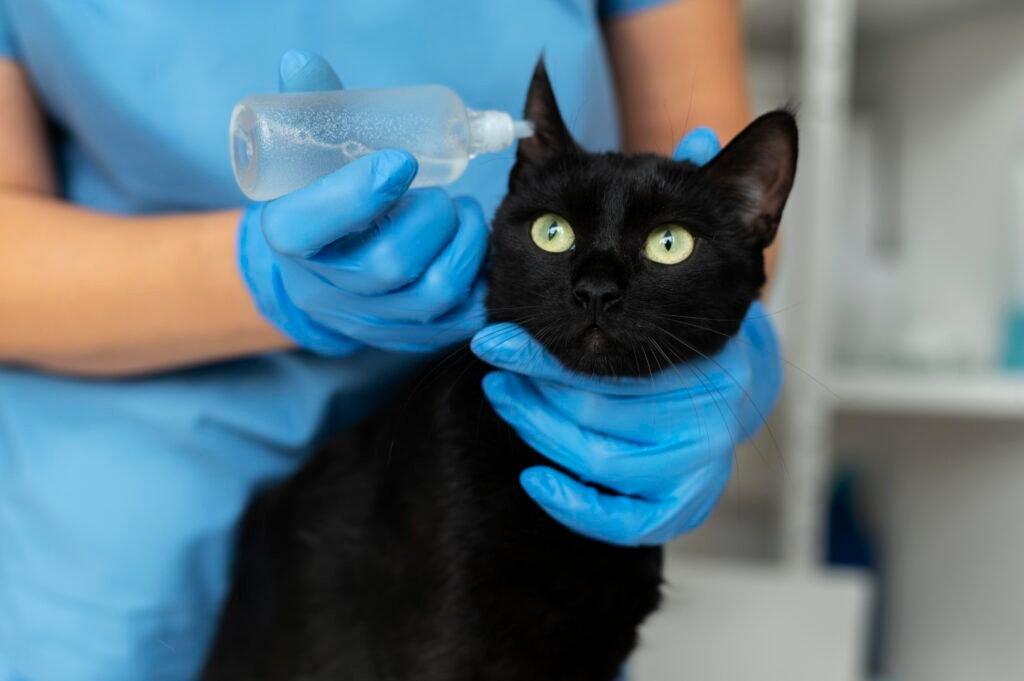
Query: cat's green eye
xmin=530 ymin=213 xmax=576 ymax=253
xmin=643 ymin=225 xmax=695 ymax=265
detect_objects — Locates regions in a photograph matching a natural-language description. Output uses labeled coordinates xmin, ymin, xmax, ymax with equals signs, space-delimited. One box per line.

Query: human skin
xmin=0 ymin=0 xmax=765 ymax=376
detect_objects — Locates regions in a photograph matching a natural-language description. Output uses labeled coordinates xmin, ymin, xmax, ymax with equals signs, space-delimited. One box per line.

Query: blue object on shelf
xmin=1001 ymin=307 xmax=1024 ymax=370
xmin=827 ymin=470 xmax=883 ymax=674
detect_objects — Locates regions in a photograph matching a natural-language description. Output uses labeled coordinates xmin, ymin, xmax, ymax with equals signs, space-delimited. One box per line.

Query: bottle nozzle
xmin=467 ymin=109 xmax=535 ymax=155
xmin=513 ymin=120 xmax=535 ymax=139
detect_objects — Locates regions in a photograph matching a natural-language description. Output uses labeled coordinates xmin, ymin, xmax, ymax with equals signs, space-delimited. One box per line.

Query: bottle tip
xmin=468 ymin=111 xmax=534 ymax=154
xmin=513 ymin=120 xmax=535 ymax=139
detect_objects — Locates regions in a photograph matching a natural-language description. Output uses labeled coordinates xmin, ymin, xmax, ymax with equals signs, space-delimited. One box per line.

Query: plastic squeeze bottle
xmin=230 ymin=85 xmax=535 ymax=201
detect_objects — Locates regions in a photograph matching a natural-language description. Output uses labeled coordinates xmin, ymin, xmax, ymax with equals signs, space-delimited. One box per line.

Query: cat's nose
xmin=573 ymin=279 xmax=623 ymax=313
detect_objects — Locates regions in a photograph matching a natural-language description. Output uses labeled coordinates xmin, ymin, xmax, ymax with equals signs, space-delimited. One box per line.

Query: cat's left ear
xmin=701 ymin=110 xmax=798 ymax=249
xmin=515 ymin=57 xmax=578 ymax=167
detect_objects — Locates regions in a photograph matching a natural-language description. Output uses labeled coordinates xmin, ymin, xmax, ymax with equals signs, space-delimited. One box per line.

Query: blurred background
xmin=632 ymin=1 xmax=1024 ymax=680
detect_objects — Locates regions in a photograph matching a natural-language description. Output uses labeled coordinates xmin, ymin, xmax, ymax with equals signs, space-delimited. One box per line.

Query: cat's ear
xmin=701 ymin=110 xmax=798 ymax=249
xmin=515 ymin=58 xmax=577 ymax=167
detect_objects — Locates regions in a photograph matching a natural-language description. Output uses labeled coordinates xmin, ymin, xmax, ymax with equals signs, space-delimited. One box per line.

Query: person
xmin=0 ymin=1 xmax=781 ymax=679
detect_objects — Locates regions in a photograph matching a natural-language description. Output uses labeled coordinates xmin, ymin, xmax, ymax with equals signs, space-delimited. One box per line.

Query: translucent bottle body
xmin=230 ymin=85 xmax=526 ymax=201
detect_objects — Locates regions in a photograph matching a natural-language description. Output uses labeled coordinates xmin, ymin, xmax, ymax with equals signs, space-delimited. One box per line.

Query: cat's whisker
xmin=654 ymin=302 xmax=800 ymax=323
xmin=470 ymin=327 xmax=532 ymax=356
xmin=397 ymin=313 xmax=561 ymax=413
xmin=393 ymin=325 xmax=538 ymax=434
xmin=647 ymin=339 xmax=723 ymax=458
xmin=650 ymin=324 xmax=784 ymax=465
xmin=658 ymin=337 xmax=778 ymax=493
xmin=395 ymin=343 xmax=478 ymax=419
xmin=651 ymin=313 xmax=837 ymax=401
xmin=679 ymin=346 xmax=779 ymax=480
xmin=656 ymin=338 xmax=753 ymax=466
xmin=647 ymin=337 xmax=729 ymax=471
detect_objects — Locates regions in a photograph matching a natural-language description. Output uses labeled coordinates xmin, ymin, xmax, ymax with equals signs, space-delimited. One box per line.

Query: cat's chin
xmin=546 ymin=328 xmax=651 ymax=378
xmin=580 ymin=326 xmax=610 ymax=353
xmin=557 ymin=353 xmax=646 ymax=378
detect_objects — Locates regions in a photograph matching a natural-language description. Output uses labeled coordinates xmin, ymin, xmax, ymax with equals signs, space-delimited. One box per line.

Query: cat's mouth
xmin=580 ymin=324 xmax=611 ymax=352
xmin=553 ymin=322 xmax=639 ymax=376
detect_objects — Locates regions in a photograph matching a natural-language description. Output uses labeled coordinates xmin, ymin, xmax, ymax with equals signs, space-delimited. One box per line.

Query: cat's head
xmin=486 ymin=60 xmax=798 ymax=377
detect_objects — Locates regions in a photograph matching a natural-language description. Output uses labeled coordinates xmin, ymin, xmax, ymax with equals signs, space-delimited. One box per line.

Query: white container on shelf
xmin=833 ymin=114 xmax=906 ymax=368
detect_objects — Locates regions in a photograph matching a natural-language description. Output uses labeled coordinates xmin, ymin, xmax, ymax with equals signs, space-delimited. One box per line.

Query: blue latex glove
xmin=470 ymin=128 xmax=783 ymax=546
xmin=239 ymin=50 xmax=488 ymax=355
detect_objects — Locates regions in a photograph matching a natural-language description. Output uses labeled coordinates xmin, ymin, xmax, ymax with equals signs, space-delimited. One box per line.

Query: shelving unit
xmin=741 ymin=2 xmax=1024 ymax=680
xmin=647 ymin=2 xmax=1024 ymax=679
xmin=770 ymin=0 xmax=857 ymax=571
xmin=830 ymin=370 xmax=1024 ymax=419
xmin=749 ymin=0 xmax=1024 ymax=569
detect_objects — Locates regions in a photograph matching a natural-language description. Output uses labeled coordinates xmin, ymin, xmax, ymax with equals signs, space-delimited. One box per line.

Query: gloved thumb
xmin=279 ymin=49 xmax=344 ymax=93
xmin=673 ymin=127 xmax=721 ymax=167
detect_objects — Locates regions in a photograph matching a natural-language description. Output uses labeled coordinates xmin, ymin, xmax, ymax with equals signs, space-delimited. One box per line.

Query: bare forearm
xmin=605 ymin=0 xmax=752 ymax=154
xmin=0 ymin=194 xmax=290 ymax=376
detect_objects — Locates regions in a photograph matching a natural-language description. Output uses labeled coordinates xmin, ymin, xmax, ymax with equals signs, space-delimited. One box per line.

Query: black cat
xmin=201 ymin=61 xmax=798 ymax=681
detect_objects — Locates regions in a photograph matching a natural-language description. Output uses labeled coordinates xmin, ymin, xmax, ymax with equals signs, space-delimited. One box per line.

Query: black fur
xmin=202 ymin=60 xmax=797 ymax=681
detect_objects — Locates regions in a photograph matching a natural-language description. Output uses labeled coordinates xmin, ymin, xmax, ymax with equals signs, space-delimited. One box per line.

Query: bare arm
xmin=604 ymin=0 xmax=780 ymax=279
xmin=0 ymin=60 xmax=290 ymax=376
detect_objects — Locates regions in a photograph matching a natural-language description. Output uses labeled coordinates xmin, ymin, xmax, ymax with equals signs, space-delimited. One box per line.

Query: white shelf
xmin=829 ymin=370 xmax=1024 ymax=419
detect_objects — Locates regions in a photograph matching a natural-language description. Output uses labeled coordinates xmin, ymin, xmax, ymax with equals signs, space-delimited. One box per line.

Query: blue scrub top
xmin=0 ymin=1 xmax=665 ymax=679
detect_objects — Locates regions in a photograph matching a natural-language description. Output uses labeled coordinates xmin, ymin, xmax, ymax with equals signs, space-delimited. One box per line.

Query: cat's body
xmin=202 ymin=61 xmax=797 ymax=680
xmin=202 ymin=359 xmax=660 ymax=681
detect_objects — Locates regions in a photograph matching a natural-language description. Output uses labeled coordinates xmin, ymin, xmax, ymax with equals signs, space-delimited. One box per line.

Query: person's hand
xmin=470 ymin=128 xmax=783 ymax=546
xmin=239 ymin=50 xmax=488 ymax=355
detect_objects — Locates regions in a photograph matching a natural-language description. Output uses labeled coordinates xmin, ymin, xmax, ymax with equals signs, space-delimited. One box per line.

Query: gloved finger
xmin=530 ymin=364 xmax=744 ymax=444
xmin=482 ymin=370 xmax=614 ymax=473
xmin=672 ymin=127 xmax=721 ymax=166
xmin=397 ymin=196 xmax=488 ymax=320
xmin=308 ymin=188 xmax=461 ymax=295
xmin=483 ymin=372 xmax=728 ymax=496
xmin=334 ymin=280 xmax=488 ymax=353
xmin=260 ymin=150 xmax=417 ymax=257
xmin=733 ymin=303 xmax=784 ymax=441
xmin=474 ymin=302 xmax=780 ymax=442
xmin=520 ymin=467 xmax=717 ymax=546
xmin=291 ymin=330 xmax=364 ymax=358
xmin=483 ymin=372 xmax=704 ymax=496
xmin=472 ymin=322 xmax=743 ymax=397
xmin=472 ymin=323 xmax=658 ymax=394
xmin=278 ymin=49 xmax=344 ymax=93
xmin=319 ymin=196 xmax=488 ymax=319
